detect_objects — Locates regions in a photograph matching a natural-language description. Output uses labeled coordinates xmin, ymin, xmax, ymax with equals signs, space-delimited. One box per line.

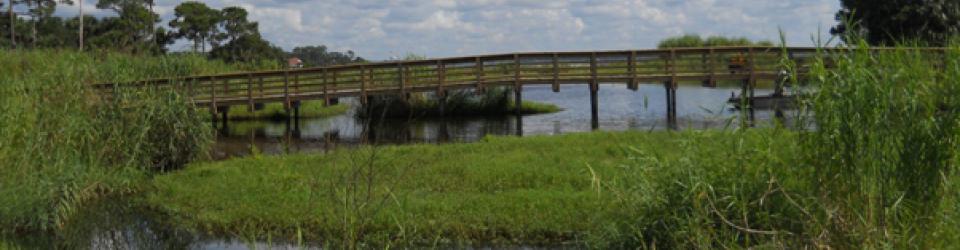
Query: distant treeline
xmin=657 ymin=34 xmax=774 ymax=49
xmin=0 ymin=0 xmax=363 ymax=66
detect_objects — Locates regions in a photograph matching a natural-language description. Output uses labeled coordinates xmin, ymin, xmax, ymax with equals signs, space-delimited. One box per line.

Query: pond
xmin=212 ymin=83 xmax=792 ymax=159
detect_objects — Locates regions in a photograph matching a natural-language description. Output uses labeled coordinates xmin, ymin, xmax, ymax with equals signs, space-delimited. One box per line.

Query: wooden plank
xmin=283 ymin=70 xmax=290 ymax=110
xmin=322 ymin=68 xmax=329 ymax=105
xmin=669 ymin=49 xmax=677 ymax=87
xmin=552 ymin=53 xmax=560 ymax=92
xmin=209 ymin=76 xmax=217 ymax=113
xmin=360 ymin=65 xmax=368 ymax=104
xmin=628 ymin=50 xmax=637 ymax=90
xmin=514 ymin=54 xmax=521 ymax=88
xmin=247 ymin=74 xmax=254 ymax=111
xmin=475 ymin=57 xmax=484 ymax=93
xmin=258 ymin=77 xmax=264 ymax=98
xmin=590 ymin=52 xmax=598 ymax=91
xmin=398 ymin=63 xmax=407 ymax=97
xmin=437 ymin=60 xmax=446 ymax=96
xmin=293 ymin=73 xmax=300 ymax=100
xmin=708 ymin=48 xmax=716 ymax=87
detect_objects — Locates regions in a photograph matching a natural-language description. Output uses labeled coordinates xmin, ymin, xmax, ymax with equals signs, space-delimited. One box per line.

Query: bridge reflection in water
xmin=210 ymin=84 xmax=794 ymax=160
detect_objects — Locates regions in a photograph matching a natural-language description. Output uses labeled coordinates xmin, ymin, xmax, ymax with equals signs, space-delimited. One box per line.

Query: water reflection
xmin=212 ymin=83 xmax=794 ymax=159
xmin=0 ymin=198 xmax=320 ymax=249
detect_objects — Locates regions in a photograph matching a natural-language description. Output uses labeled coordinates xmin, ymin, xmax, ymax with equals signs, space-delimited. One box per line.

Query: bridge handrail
xmin=90 ymin=46 xmax=951 ymax=110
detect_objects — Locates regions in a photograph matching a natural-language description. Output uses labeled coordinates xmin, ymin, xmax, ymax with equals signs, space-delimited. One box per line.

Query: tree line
xmin=0 ymin=0 xmax=364 ymax=65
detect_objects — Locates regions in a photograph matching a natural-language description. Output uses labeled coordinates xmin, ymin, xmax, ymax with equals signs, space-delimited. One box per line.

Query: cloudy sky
xmin=55 ymin=0 xmax=841 ymax=60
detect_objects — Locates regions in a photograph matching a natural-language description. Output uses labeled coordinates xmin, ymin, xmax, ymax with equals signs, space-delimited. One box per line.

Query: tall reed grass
xmin=797 ymin=39 xmax=960 ymax=246
xmin=0 ymin=50 xmax=243 ymax=233
xmin=629 ymin=38 xmax=960 ymax=248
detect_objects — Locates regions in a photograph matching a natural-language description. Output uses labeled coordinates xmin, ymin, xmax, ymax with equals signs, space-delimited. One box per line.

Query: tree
xmin=657 ymin=34 xmax=773 ymax=48
xmin=95 ymin=0 xmax=163 ymax=53
xmin=23 ymin=0 xmax=72 ymax=47
xmin=218 ymin=6 xmax=256 ymax=43
xmin=290 ymin=45 xmax=366 ymax=67
xmin=832 ymin=0 xmax=960 ymax=45
xmin=209 ymin=33 xmax=284 ymax=63
xmin=207 ymin=6 xmax=282 ymax=63
xmin=169 ymin=1 xmax=219 ymax=52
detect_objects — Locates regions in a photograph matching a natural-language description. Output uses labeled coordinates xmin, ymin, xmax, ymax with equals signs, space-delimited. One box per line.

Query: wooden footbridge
xmin=94 ymin=47 xmax=825 ymax=127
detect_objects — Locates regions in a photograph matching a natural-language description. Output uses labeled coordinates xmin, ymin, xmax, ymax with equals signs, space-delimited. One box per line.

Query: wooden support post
xmin=360 ymin=66 xmax=368 ymax=104
xmin=246 ymin=74 xmax=254 ymax=111
xmin=514 ymin=54 xmax=522 ymax=115
xmin=293 ymin=73 xmax=300 ymax=101
xmin=628 ymin=51 xmax=638 ymax=91
xmin=209 ymin=76 xmax=217 ymax=115
xmin=669 ymin=49 xmax=677 ymax=86
xmin=438 ymin=91 xmax=447 ymax=116
xmin=322 ymin=68 xmax=330 ymax=106
xmin=475 ymin=57 xmax=484 ymax=94
xmin=437 ymin=60 xmax=446 ymax=97
xmin=708 ymin=48 xmax=717 ymax=87
xmin=590 ymin=52 xmax=599 ymax=129
xmin=398 ymin=63 xmax=407 ymax=100
xmin=552 ymin=53 xmax=560 ymax=92
xmin=283 ymin=70 xmax=291 ymax=110
xmin=223 ymin=78 xmax=229 ymax=99
xmin=665 ymin=80 xmax=677 ymax=130
xmin=221 ymin=106 xmax=229 ymax=128
xmin=331 ymin=70 xmax=339 ymax=105
xmin=748 ymin=47 xmax=757 ymax=90
xmin=293 ymin=101 xmax=301 ymax=121
xmin=258 ymin=76 xmax=264 ymax=98
xmin=188 ymin=77 xmax=196 ymax=100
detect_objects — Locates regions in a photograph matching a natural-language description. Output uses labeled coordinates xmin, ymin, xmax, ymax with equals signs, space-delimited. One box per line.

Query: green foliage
xmin=226 ymin=102 xmax=349 ymax=121
xmin=288 ymin=45 xmax=366 ymax=67
xmin=168 ymin=1 xmax=220 ymax=52
xmin=799 ymin=39 xmax=960 ymax=246
xmin=832 ymin=0 xmax=960 ymax=45
xmin=658 ymin=34 xmax=774 ymax=48
xmin=0 ymin=50 xmax=221 ymax=233
xmin=146 ymin=129 xmax=799 ymax=247
xmin=208 ymin=33 xmax=284 ymax=63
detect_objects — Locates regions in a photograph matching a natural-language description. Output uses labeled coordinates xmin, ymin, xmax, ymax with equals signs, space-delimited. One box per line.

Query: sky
xmin=52 ymin=0 xmax=842 ymax=60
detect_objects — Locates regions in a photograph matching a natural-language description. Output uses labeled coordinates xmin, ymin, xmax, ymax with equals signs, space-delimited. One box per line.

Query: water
xmin=212 ymin=83 xmax=787 ymax=159
xmin=4 ymin=83 xmax=793 ymax=249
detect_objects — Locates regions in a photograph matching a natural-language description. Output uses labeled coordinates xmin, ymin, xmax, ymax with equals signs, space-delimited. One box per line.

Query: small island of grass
xmin=226 ymin=101 xmax=350 ymax=120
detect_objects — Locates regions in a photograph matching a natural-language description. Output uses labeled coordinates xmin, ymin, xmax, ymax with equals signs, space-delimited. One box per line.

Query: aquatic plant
xmin=0 ymin=49 xmax=247 ymax=233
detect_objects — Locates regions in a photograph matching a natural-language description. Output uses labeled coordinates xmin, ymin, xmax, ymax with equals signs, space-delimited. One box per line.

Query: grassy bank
xmin=146 ymin=129 xmax=803 ymax=247
xmin=226 ymin=101 xmax=350 ymax=120
xmin=0 ymin=50 xmax=263 ymax=233
xmin=144 ymin=39 xmax=960 ymax=248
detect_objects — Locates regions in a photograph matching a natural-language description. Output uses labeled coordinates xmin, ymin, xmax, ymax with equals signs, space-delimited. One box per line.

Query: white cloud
xmin=53 ymin=0 xmax=841 ymax=59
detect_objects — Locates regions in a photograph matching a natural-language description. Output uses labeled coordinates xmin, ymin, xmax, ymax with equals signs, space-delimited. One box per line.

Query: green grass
xmin=143 ymin=38 xmax=960 ymax=248
xmin=0 ymin=50 xmax=259 ymax=233
xmin=146 ymin=129 xmax=804 ymax=247
xmin=226 ymin=101 xmax=350 ymax=120
xmin=511 ymin=100 xmax=563 ymax=114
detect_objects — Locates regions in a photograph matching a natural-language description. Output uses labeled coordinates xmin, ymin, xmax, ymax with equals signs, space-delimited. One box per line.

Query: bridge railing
xmin=90 ymin=47 xmax=853 ymax=110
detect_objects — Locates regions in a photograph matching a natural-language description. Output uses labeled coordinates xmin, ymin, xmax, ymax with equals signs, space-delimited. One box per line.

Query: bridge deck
xmin=92 ymin=47 xmax=828 ymax=109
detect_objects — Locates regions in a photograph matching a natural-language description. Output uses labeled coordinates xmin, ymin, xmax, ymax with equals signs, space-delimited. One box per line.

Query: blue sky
xmin=54 ymin=0 xmax=841 ymax=60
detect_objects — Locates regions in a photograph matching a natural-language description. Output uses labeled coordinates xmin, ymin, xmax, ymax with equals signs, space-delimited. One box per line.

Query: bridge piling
xmin=590 ymin=52 xmax=599 ymax=130
xmin=665 ymin=80 xmax=677 ymax=129
xmin=590 ymin=85 xmax=599 ymax=130
xmin=514 ymin=54 xmax=522 ymax=116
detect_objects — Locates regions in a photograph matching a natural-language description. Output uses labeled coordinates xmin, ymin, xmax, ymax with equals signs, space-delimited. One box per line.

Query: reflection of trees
xmin=13 ymin=198 xmax=200 ymax=249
